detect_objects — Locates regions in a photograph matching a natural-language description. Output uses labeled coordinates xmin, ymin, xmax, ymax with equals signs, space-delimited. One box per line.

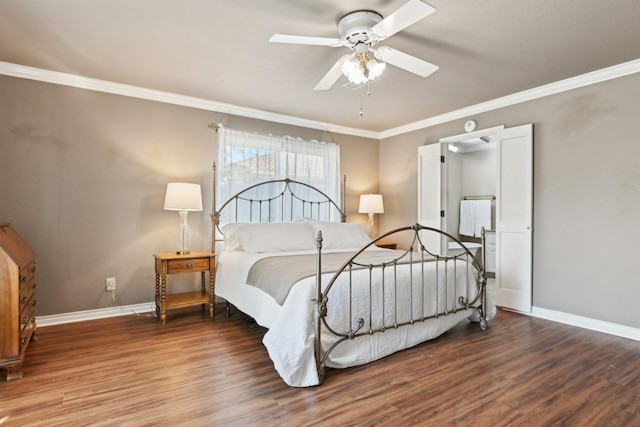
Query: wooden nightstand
xmin=154 ymin=251 xmax=215 ymax=325
xmin=375 ymin=242 xmax=397 ymax=250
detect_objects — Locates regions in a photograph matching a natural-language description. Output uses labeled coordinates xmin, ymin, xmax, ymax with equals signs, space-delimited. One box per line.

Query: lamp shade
xmin=358 ymin=194 xmax=384 ymax=214
xmin=163 ymin=183 xmax=203 ymax=211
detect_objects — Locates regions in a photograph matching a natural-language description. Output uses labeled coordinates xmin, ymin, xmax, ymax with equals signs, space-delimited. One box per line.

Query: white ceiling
xmin=1 ymin=0 xmax=640 ymax=135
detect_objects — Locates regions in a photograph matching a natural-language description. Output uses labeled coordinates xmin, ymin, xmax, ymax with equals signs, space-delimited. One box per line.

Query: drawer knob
xmin=20 ymin=275 xmax=26 ymax=284
xmin=186 ymin=263 xmax=193 ymax=268
xmin=21 ymin=296 xmax=27 ymax=305
xmin=21 ymin=316 xmax=27 ymax=325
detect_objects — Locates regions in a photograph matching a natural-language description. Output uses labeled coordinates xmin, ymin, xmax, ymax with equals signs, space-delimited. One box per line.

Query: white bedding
xmin=216 ymin=246 xmax=482 ymax=387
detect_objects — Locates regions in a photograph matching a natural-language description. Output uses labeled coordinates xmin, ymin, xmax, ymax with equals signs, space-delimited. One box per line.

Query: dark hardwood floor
xmin=1 ymin=304 xmax=639 ymax=426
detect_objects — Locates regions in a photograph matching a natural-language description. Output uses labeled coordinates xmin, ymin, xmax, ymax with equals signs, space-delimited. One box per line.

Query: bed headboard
xmin=210 ymin=162 xmax=346 ymax=251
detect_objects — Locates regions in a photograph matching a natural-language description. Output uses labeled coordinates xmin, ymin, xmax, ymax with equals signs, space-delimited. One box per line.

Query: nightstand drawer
xmin=375 ymin=242 xmax=397 ymax=250
xmin=166 ymin=257 xmax=210 ymax=273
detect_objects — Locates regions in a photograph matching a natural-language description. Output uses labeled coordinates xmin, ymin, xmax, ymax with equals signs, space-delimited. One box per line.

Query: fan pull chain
xmin=359 ymin=83 xmax=372 ymax=117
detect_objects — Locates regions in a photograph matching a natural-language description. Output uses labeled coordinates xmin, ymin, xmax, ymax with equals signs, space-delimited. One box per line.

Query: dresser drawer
xmin=166 ymin=257 xmax=211 ymax=274
xmin=19 ymin=261 xmax=36 ymax=291
xmin=19 ymin=276 xmax=36 ymax=310
xmin=19 ymin=299 xmax=36 ymax=354
xmin=19 ymin=296 xmax=35 ymax=332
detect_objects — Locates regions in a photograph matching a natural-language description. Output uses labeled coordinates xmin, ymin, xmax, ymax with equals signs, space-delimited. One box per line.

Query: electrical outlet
xmin=105 ymin=277 xmax=116 ymax=292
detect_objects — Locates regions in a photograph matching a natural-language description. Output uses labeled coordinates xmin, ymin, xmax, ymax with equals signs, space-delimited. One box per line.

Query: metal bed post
xmin=341 ymin=174 xmax=347 ymax=222
xmin=314 ymin=231 xmax=325 ymax=383
xmin=480 ymin=227 xmax=488 ymax=330
xmin=211 ymin=162 xmax=216 ymax=253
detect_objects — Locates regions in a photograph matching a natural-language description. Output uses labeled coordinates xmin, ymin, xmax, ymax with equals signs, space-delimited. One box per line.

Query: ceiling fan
xmin=269 ymin=0 xmax=439 ymax=90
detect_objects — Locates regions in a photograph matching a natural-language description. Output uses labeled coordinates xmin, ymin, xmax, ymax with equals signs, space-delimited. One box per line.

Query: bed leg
xmin=478 ymin=267 xmax=488 ymax=330
xmin=225 ymin=301 xmax=231 ymax=317
xmin=479 ymin=317 xmax=488 ymax=331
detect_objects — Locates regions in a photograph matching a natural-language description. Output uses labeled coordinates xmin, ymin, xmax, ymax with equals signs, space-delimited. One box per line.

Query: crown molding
xmin=2 ymin=58 xmax=639 ymax=140
xmin=379 ymin=58 xmax=640 ymax=139
xmin=0 ymin=61 xmax=379 ymax=139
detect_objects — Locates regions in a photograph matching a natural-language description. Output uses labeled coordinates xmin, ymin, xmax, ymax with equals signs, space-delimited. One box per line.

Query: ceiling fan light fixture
xmin=341 ymin=52 xmax=385 ymax=85
xmin=366 ymin=58 xmax=385 ymax=78
xmin=341 ymin=55 xmax=359 ymax=75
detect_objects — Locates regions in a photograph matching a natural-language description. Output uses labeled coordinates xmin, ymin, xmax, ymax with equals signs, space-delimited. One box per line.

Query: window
xmin=217 ymin=126 xmax=340 ymax=222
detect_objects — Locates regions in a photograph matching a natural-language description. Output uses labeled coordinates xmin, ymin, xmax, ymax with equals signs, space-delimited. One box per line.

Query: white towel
xmin=474 ymin=199 xmax=492 ymax=237
xmin=459 ymin=200 xmax=476 ymax=237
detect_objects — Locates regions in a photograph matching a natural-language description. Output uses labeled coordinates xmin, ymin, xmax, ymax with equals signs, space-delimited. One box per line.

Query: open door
xmin=417 ymin=143 xmax=445 ymax=255
xmin=495 ymin=124 xmax=533 ymax=312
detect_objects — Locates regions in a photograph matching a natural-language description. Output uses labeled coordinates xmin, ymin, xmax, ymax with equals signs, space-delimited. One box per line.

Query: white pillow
xmin=307 ymin=221 xmax=370 ymax=249
xmin=221 ymin=223 xmax=244 ymax=251
xmin=222 ymin=222 xmax=316 ymax=253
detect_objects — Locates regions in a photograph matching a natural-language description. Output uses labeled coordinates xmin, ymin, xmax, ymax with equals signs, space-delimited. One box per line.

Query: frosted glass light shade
xmin=341 ymin=54 xmax=386 ymax=85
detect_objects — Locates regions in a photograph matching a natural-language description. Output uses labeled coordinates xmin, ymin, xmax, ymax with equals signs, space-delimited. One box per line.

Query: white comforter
xmin=216 ymin=248 xmax=483 ymax=387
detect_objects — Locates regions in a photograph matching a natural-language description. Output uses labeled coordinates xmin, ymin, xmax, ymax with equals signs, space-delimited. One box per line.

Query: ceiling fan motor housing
xmin=338 ymin=11 xmax=383 ymax=47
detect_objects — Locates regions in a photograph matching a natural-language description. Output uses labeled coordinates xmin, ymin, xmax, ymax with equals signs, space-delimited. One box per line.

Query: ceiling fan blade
xmin=370 ymin=0 xmax=435 ymax=39
xmin=314 ymin=54 xmax=351 ymax=90
xmin=269 ymin=33 xmax=344 ymax=47
xmin=373 ymin=46 xmax=438 ymax=77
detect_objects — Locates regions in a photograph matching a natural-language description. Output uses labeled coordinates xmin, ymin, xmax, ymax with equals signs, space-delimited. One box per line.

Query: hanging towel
xmin=459 ymin=200 xmax=476 ymax=237
xmin=474 ymin=199 xmax=492 ymax=237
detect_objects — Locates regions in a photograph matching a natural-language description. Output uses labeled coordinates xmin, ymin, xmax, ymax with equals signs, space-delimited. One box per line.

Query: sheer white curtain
xmin=217 ymin=126 xmax=340 ymax=222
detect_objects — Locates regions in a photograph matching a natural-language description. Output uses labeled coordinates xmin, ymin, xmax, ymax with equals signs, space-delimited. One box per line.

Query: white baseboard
xmin=36 ymin=303 xmax=640 ymax=343
xmin=531 ymin=306 xmax=640 ymax=342
xmin=36 ymin=302 xmax=156 ymax=327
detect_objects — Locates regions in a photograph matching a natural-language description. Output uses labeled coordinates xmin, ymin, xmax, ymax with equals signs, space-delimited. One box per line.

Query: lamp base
xmin=176 ymin=210 xmax=192 ymax=255
xmin=368 ymin=212 xmax=375 ymax=238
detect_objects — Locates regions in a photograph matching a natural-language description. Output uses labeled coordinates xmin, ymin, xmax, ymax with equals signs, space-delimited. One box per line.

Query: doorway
xmin=418 ymin=124 xmax=533 ymax=313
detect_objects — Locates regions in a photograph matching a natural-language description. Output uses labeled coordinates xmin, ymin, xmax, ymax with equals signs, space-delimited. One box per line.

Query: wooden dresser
xmin=0 ymin=223 xmax=37 ymax=381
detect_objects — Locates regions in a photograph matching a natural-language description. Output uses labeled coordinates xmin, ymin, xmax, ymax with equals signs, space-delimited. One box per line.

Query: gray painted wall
xmin=2 ymin=70 xmax=638 ymax=330
xmin=0 ymin=76 xmax=379 ymax=315
xmin=379 ymin=72 xmax=640 ymax=329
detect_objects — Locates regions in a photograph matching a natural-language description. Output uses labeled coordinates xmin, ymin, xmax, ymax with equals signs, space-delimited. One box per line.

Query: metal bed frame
xmin=313 ymin=224 xmax=488 ymax=383
xmin=211 ymin=163 xmax=488 ymax=384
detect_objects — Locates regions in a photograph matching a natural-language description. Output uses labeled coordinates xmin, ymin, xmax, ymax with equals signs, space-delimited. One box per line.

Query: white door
xmin=495 ymin=124 xmax=533 ymax=312
xmin=417 ymin=144 xmax=445 ymax=255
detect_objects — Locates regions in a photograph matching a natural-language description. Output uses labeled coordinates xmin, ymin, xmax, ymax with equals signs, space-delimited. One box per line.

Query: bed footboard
xmin=314 ymin=224 xmax=488 ymax=384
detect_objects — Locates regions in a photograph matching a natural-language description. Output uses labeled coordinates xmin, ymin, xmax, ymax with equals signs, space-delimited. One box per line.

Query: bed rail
xmin=314 ymin=224 xmax=488 ymax=384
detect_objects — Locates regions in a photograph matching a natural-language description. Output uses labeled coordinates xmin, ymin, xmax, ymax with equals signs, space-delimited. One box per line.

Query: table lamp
xmin=358 ymin=194 xmax=384 ymax=237
xmin=164 ymin=182 xmax=203 ymax=254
